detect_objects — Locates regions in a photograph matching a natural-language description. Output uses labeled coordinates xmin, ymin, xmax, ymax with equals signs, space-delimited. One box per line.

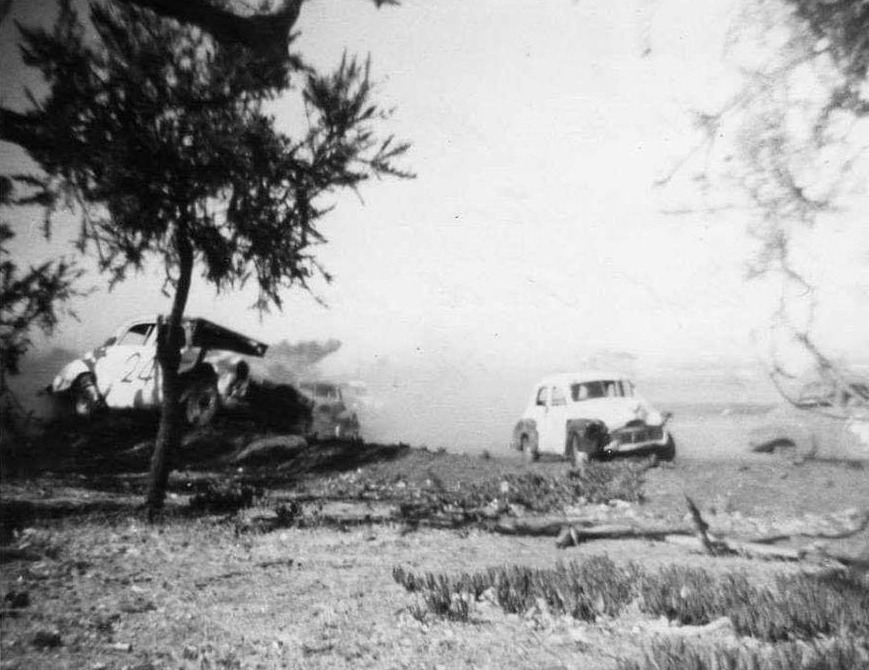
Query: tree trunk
xmin=145 ymin=227 xmax=194 ymax=520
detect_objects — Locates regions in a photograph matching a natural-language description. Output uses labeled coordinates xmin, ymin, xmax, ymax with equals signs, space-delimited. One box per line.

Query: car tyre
xmin=182 ymin=376 xmax=219 ymax=427
xmin=568 ymin=432 xmax=592 ymax=468
xmin=657 ymin=435 xmax=676 ymax=462
xmin=72 ymin=374 xmax=102 ymax=419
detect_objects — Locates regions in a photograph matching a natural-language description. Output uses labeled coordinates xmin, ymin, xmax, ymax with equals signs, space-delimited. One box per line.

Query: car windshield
xmin=570 ymin=380 xmax=629 ymax=401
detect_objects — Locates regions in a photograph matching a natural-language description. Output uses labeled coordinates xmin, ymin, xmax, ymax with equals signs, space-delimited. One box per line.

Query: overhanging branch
xmin=112 ymin=0 xmax=303 ymax=64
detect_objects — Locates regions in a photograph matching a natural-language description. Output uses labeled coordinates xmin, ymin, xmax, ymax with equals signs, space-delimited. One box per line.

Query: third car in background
xmin=298 ymin=382 xmax=361 ymax=441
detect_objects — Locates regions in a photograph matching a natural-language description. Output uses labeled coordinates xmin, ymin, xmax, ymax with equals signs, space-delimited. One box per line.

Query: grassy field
xmin=1 ymin=416 xmax=868 ymax=669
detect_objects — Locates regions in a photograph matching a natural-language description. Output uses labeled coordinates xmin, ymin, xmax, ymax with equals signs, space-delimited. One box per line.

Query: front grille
xmin=613 ymin=425 xmax=663 ymax=444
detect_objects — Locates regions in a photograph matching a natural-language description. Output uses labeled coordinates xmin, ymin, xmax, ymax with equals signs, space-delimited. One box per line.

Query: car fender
xmin=512 ymin=419 xmax=538 ymax=452
xmin=50 ymin=359 xmax=94 ymax=394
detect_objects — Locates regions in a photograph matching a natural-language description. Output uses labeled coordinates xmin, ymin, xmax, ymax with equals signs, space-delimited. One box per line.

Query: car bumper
xmin=604 ymin=425 xmax=669 ymax=454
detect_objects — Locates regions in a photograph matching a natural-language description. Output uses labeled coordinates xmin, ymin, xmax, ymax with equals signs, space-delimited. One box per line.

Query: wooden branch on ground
xmin=235 ymin=497 xmax=868 ymax=568
xmin=685 ymin=495 xmax=733 ymax=556
xmin=663 ymin=534 xmax=804 ymax=561
xmin=746 ymin=509 xmax=869 ymax=544
xmin=492 ymin=516 xmax=695 ymax=545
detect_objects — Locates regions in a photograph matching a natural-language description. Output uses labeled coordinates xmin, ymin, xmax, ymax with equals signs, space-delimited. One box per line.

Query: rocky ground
xmin=1 ymin=415 xmax=868 ymax=669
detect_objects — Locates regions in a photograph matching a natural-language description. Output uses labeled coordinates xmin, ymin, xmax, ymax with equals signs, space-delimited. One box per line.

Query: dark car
xmin=749 ymin=378 xmax=869 ymax=461
xmin=298 ymin=382 xmax=361 ymax=440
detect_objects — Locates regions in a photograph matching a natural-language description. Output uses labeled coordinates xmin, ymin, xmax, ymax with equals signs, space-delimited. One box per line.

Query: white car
xmin=48 ymin=316 xmax=267 ymax=426
xmin=512 ymin=371 xmax=675 ymax=464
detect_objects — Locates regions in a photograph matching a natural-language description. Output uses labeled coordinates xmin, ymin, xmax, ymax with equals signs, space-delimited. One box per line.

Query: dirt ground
xmin=1 ymin=422 xmax=868 ymax=670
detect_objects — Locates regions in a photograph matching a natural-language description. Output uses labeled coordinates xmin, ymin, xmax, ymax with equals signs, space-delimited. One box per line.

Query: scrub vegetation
xmin=2 ymin=434 xmax=868 ymax=669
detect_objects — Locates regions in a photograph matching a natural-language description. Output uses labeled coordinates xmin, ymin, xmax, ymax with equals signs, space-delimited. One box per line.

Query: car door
xmin=95 ymin=322 xmax=160 ymax=409
xmin=542 ymin=384 xmax=569 ymax=453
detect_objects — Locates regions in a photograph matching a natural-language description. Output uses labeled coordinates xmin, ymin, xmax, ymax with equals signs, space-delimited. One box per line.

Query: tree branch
xmin=113 ymin=0 xmax=303 ymax=63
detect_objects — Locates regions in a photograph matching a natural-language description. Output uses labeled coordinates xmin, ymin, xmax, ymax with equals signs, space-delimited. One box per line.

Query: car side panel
xmin=95 ymin=344 xmax=160 ymax=409
xmin=541 ymin=403 xmax=568 ymax=453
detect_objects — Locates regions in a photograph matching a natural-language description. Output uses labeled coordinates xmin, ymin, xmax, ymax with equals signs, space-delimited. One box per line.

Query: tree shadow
xmin=229 ymin=440 xmax=413 ymax=486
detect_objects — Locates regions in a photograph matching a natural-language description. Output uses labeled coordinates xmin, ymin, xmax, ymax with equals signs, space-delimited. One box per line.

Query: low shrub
xmin=312 ymin=459 xmax=646 ymax=518
xmin=187 ymin=481 xmax=262 ymax=514
xmin=395 ymin=558 xmax=869 ymax=642
xmin=393 ymin=556 xmax=638 ymax=623
xmin=618 ymin=636 xmax=869 ymax=670
xmin=638 ymin=567 xmax=869 ymax=641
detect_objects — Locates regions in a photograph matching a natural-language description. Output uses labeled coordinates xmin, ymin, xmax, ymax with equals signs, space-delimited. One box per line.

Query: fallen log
xmin=663 ymin=534 xmax=804 ymax=561
xmin=746 ymin=509 xmax=869 ymax=544
xmin=493 ymin=516 xmax=693 ymax=540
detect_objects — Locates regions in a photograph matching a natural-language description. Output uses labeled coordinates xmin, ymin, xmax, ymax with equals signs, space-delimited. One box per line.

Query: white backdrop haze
xmin=2 ymin=0 xmax=866 ymax=455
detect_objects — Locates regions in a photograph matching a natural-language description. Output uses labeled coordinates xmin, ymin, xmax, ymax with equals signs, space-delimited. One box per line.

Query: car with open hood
xmin=512 ymin=371 xmax=675 ymax=464
xmin=48 ymin=316 xmax=268 ymax=426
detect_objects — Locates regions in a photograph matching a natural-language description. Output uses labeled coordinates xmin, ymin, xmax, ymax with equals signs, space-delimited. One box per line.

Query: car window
xmin=571 ymin=380 xmax=624 ymax=401
xmin=319 ymin=384 xmax=340 ymax=400
xmin=551 ymin=386 xmax=566 ymax=406
xmin=116 ymin=323 xmax=154 ymax=346
xmin=535 ymin=387 xmax=548 ymax=407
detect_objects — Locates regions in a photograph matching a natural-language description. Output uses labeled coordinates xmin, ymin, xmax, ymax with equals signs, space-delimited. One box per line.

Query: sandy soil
xmin=1 ymin=424 xmax=868 ymax=670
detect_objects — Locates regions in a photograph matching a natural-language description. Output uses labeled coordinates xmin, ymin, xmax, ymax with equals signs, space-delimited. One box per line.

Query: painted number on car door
xmin=120 ymin=353 xmax=156 ymax=384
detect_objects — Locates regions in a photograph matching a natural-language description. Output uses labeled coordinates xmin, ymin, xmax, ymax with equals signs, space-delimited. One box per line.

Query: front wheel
xmin=72 ymin=374 xmax=102 ymax=419
xmin=182 ymin=376 xmax=219 ymax=427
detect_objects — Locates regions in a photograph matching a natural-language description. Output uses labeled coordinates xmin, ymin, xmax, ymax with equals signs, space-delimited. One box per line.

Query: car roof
xmin=112 ymin=315 xmax=268 ymax=357
xmin=535 ymin=371 xmax=631 ymax=387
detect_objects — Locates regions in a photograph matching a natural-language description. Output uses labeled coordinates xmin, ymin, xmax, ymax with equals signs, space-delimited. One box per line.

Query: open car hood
xmin=185 ymin=318 xmax=268 ymax=357
xmin=570 ymin=397 xmax=658 ymax=430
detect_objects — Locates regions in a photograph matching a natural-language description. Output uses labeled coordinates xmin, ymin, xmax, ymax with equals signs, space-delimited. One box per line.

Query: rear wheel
xmin=72 ymin=374 xmax=101 ymax=419
xmin=182 ymin=376 xmax=219 ymax=427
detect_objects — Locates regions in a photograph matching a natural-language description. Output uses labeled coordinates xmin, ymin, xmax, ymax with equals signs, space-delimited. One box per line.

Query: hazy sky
xmin=2 ymin=0 xmax=866 ymax=382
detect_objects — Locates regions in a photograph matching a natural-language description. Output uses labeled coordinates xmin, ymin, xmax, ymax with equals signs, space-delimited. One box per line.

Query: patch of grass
xmin=306 ymin=458 xmax=646 ymax=516
xmin=618 ymin=636 xmax=869 ymax=670
xmin=393 ymin=566 xmax=476 ymax=621
xmin=187 ymin=480 xmax=262 ymax=514
xmin=394 ymin=556 xmax=639 ymax=623
xmin=566 ymin=461 xmax=646 ymax=504
xmin=395 ymin=558 xmax=869 ymax=642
